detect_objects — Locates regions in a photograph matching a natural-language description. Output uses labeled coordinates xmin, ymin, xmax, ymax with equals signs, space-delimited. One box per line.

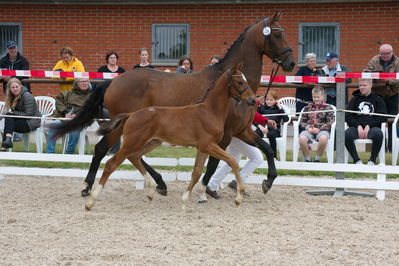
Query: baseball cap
xmin=6 ymin=41 xmax=17 ymax=49
xmin=325 ymin=52 xmax=338 ymax=60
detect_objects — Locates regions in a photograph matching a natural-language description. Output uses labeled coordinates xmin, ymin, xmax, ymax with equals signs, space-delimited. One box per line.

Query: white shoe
xmin=367 ymin=161 xmax=375 ymax=166
xmin=355 ymin=160 xmax=364 ymax=165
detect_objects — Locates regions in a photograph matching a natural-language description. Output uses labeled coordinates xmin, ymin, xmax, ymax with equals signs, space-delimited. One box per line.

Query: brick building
xmin=0 ymin=0 xmax=398 ymax=97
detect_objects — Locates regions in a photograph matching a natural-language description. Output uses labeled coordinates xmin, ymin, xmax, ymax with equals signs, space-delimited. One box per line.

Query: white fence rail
xmin=0 ymin=152 xmax=398 ymax=201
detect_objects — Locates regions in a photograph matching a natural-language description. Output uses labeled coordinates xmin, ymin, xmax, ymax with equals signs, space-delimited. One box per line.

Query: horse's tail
xmin=51 ymin=79 xmax=112 ymax=137
xmin=97 ymin=113 xmax=129 ymax=136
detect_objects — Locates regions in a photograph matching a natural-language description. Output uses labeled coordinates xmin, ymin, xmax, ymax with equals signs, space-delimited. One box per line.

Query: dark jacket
xmin=53 ymin=85 xmax=91 ymax=118
xmin=364 ymin=54 xmax=399 ymax=98
xmin=0 ymin=52 xmax=30 ymax=92
xmin=257 ymin=104 xmax=289 ymax=130
xmin=11 ymin=86 xmax=41 ymax=130
xmin=345 ymin=90 xmax=387 ymax=128
xmin=295 ymin=65 xmax=321 ymax=101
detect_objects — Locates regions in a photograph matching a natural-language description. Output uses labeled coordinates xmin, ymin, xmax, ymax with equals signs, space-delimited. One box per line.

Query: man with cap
xmin=364 ymin=44 xmax=399 ymax=152
xmin=321 ymin=52 xmax=351 ymax=106
xmin=0 ymin=41 xmax=30 ymax=94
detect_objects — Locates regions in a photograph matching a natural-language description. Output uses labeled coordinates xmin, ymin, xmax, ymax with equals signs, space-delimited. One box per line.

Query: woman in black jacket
xmin=1 ymin=78 xmax=41 ymax=151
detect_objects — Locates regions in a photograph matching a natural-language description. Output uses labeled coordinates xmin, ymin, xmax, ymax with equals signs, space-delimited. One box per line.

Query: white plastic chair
xmin=261 ymin=104 xmax=291 ymax=161
xmin=392 ymin=113 xmax=399 ymax=166
xmin=292 ymin=105 xmax=336 ymax=163
xmin=22 ymin=96 xmax=55 ymax=153
xmin=62 ymin=121 xmax=100 ymax=155
xmin=0 ymin=101 xmax=5 ymax=136
xmin=344 ymin=122 xmax=386 ymax=165
xmin=277 ymin=97 xmax=297 ymax=118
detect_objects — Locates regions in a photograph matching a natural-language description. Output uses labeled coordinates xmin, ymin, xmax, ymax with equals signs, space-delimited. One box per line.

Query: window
xmin=152 ymin=24 xmax=189 ymax=64
xmin=298 ymin=23 xmax=340 ymax=64
xmin=0 ymin=23 xmax=22 ymax=57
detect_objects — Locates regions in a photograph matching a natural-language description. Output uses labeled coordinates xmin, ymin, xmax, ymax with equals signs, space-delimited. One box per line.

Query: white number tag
xmin=263 ymin=27 xmax=271 ymax=36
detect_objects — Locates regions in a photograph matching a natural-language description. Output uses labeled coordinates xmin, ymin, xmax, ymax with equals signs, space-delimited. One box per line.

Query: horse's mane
xmin=195 ymin=71 xmax=223 ymax=104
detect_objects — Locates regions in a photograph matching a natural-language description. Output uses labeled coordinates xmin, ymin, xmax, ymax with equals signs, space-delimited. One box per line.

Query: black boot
xmin=2 ymin=136 xmax=13 ymax=149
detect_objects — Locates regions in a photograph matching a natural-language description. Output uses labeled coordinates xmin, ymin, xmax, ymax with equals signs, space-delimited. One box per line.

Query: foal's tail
xmin=50 ymin=79 xmax=112 ymax=138
xmin=97 ymin=113 xmax=129 ymax=136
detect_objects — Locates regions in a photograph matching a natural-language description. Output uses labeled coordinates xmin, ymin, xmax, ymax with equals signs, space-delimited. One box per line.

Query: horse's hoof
xmin=234 ymin=199 xmax=241 ymax=206
xmin=156 ymin=188 xmax=167 ymax=196
xmin=147 ymin=195 xmax=154 ymax=201
xmin=85 ymin=198 xmax=94 ymax=210
xmin=262 ymin=179 xmax=271 ymax=194
xmin=81 ymin=187 xmax=91 ymax=197
xmin=197 ymin=198 xmax=208 ymax=204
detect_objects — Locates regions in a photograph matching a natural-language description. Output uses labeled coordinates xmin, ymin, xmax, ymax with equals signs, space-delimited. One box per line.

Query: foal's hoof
xmin=156 ymin=188 xmax=167 ymax=196
xmin=234 ymin=198 xmax=241 ymax=206
xmin=81 ymin=187 xmax=91 ymax=197
xmin=262 ymin=179 xmax=271 ymax=194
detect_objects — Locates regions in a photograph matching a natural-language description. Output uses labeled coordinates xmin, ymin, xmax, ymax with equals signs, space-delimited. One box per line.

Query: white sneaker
xmin=355 ymin=160 xmax=364 ymax=165
xmin=367 ymin=161 xmax=375 ymax=166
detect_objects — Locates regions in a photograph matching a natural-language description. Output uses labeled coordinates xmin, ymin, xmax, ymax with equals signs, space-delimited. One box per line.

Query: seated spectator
xmin=0 ymin=41 xmax=31 ymax=93
xmin=299 ymin=86 xmax=334 ymax=162
xmin=0 ymin=78 xmax=41 ymax=151
xmin=257 ymin=91 xmax=289 ymax=159
xmin=345 ymin=78 xmax=387 ymax=165
xmin=46 ymin=78 xmax=91 ymax=154
xmin=206 ymin=112 xmax=276 ymax=199
xmin=320 ymin=52 xmax=351 ymax=106
xmin=208 ymin=55 xmax=220 ymax=67
xmin=176 ymin=56 xmax=193 ymax=74
xmin=53 ymin=47 xmax=85 ymax=92
xmin=98 ymin=51 xmax=125 ymax=74
xmin=364 ymin=44 xmax=398 ymax=152
xmin=133 ymin=48 xmax=154 ymax=69
xmin=295 ymin=52 xmax=320 ymax=112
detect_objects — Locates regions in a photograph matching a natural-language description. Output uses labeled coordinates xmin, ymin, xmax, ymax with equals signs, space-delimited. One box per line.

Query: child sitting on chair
xmin=299 ymin=86 xmax=334 ymax=162
xmin=257 ymin=91 xmax=289 ymax=159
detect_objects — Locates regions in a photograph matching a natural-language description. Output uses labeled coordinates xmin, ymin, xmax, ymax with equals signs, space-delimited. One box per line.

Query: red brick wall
xmin=1 ymin=2 xmax=398 ymax=98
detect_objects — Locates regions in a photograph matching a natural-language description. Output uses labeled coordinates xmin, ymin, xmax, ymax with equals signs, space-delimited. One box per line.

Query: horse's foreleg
xmin=206 ymin=143 xmax=244 ymax=206
xmin=85 ymin=150 xmax=127 ymax=211
xmin=237 ymin=128 xmax=277 ymax=194
xmin=182 ymin=151 xmax=207 ymax=210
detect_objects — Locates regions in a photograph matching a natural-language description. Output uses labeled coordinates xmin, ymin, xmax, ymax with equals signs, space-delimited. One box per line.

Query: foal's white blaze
xmin=85 ymin=184 xmax=103 ymax=210
xmin=241 ymin=73 xmax=247 ymax=82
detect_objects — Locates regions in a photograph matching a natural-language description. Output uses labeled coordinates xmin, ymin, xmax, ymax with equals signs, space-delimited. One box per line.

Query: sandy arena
xmin=1 ymin=174 xmax=398 ymax=265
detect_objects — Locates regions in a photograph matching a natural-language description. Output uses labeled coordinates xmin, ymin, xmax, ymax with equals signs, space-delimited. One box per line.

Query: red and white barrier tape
xmin=0 ymin=70 xmax=398 ymax=83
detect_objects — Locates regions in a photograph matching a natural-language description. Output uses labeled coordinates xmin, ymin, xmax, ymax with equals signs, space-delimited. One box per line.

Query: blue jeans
xmin=46 ymin=120 xmax=80 ymax=154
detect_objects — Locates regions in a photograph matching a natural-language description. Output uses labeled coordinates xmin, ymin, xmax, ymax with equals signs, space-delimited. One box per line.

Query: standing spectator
xmin=295 ymin=52 xmax=320 ymax=112
xmin=320 ymin=52 xmax=351 ymax=106
xmin=257 ymin=91 xmax=289 ymax=159
xmin=345 ymin=78 xmax=387 ymax=165
xmin=133 ymin=48 xmax=154 ymax=69
xmin=206 ymin=112 xmax=276 ymax=199
xmin=97 ymin=51 xmax=125 ymax=74
xmin=53 ymin=47 xmax=85 ymax=92
xmin=46 ymin=78 xmax=91 ymax=154
xmin=0 ymin=78 xmax=41 ymax=151
xmin=299 ymin=86 xmax=334 ymax=162
xmin=0 ymin=41 xmax=30 ymax=93
xmin=176 ymin=56 xmax=193 ymax=74
xmin=364 ymin=44 xmax=399 ymax=152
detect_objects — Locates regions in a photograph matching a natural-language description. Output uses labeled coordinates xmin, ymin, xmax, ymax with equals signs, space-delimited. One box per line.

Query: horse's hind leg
xmin=127 ymin=154 xmax=157 ymax=201
xmin=205 ymin=143 xmax=244 ymax=206
xmin=85 ymin=150 xmax=128 ymax=211
xmin=82 ymin=129 xmax=122 ymax=197
xmin=182 ymin=151 xmax=207 ymax=210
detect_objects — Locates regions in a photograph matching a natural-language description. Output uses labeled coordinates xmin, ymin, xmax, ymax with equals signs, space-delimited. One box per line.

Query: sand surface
xmin=1 ymin=174 xmax=399 ymax=265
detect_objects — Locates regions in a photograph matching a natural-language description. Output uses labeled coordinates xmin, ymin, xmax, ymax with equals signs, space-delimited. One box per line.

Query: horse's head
xmin=227 ymin=63 xmax=256 ymax=106
xmin=257 ymin=11 xmax=295 ymax=72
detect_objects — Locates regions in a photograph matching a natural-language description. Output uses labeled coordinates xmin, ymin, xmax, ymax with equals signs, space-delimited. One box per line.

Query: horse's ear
xmin=271 ymin=11 xmax=283 ymax=23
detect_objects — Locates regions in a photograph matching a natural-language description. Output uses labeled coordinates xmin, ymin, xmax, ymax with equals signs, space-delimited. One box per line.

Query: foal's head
xmin=227 ymin=63 xmax=256 ymax=106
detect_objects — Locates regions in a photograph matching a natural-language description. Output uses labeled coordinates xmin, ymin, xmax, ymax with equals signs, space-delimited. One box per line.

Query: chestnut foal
xmin=85 ymin=64 xmax=256 ymax=210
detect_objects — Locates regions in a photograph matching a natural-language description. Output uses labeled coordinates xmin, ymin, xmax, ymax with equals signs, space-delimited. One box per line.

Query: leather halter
xmin=229 ymin=73 xmax=250 ymax=104
xmin=263 ymin=18 xmax=293 ymax=65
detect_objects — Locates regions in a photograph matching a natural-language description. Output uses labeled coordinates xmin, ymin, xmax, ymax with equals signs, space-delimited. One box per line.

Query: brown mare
xmin=52 ymin=11 xmax=295 ymax=199
xmin=85 ymin=64 xmax=256 ymax=210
